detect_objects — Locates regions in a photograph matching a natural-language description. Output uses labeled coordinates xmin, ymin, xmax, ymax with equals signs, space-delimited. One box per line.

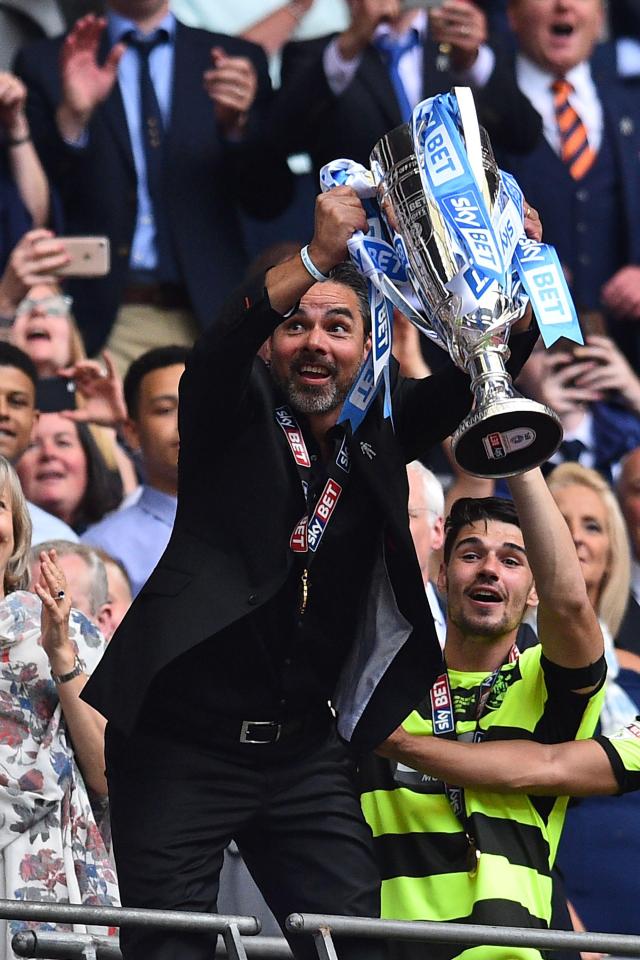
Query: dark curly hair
xmin=443 ymin=497 xmax=521 ymax=564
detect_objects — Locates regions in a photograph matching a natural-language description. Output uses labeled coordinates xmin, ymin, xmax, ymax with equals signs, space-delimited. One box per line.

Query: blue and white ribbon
xmin=417 ymin=92 xmax=582 ymax=347
xmin=413 ymin=94 xmax=504 ymax=282
xmin=320 ymin=158 xmax=418 ymax=431
xmin=513 ymin=238 xmax=581 ymax=346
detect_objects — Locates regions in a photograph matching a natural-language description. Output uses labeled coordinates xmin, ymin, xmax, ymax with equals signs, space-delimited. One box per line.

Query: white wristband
xmin=300 ymin=245 xmax=329 ymax=283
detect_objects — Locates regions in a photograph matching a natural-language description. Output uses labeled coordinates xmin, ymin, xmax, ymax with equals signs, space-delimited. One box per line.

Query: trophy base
xmin=452 ymin=399 xmax=563 ymax=479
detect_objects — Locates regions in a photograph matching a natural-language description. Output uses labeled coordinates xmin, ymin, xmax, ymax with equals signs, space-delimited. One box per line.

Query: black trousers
xmin=106 ymin=722 xmax=386 ymax=960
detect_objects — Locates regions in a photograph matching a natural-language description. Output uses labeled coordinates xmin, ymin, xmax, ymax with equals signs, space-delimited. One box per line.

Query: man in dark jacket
xmin=84 ymin=187 xmax=538 ymax=960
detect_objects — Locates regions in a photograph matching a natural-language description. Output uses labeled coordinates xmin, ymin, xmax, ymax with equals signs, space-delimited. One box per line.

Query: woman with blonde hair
xmin=0 ymin=456 xmax=118 ymax=957
xmin=10 ymin=281 xmax=85 ymax=377
xmin=546 ymin=461 xmax=631 ymax=641
xmin=546 ymin=461 xmax=640 ymax=938
xmin=9 ymin=282 xmax=136 ymax=497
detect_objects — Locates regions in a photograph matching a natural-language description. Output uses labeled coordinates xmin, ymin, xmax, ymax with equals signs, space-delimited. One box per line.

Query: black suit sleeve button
xmin=247 ymin=593 xmax=259 ymax=605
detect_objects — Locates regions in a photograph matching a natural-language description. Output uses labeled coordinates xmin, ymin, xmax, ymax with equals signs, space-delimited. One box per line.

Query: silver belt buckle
xmin=239 ymin=720 xmax=281 ymax=744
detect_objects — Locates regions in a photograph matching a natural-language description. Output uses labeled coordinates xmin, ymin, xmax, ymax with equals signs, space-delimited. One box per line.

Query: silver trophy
xmin=369 ymin=88 xmax=562 ymax=478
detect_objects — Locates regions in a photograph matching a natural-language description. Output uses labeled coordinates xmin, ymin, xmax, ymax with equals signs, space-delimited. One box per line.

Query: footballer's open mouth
xmin=467 ymin=586 xmax=504 ymax=605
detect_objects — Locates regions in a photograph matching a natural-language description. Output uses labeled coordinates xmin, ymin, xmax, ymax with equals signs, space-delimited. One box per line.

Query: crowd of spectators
xmin=0 ymin=0 xmax=639 ymax=957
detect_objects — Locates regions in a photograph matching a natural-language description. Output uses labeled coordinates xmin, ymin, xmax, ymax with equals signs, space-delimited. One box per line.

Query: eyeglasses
xmin=15 ymin=295 xmax=73 ymax=318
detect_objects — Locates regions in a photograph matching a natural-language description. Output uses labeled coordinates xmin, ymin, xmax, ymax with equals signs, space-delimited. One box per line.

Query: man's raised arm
xmin=265 ymin=187 xmax=368 ymax=315
xmin=507 ymin=468 xmax=603 ymax=680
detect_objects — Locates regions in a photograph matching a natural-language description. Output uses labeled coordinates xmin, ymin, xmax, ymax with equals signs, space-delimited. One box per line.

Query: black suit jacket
xmin=15 ymin=22 xmax=292 ymax=354
xmin=275 ymin=34 xmax=541 ymax=177
xmin=83 ymin=280 xmax=537 ymax=752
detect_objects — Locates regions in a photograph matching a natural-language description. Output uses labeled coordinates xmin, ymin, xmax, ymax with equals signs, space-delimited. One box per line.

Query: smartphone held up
xmin=54 ymin=237 xmax=111 ymax=278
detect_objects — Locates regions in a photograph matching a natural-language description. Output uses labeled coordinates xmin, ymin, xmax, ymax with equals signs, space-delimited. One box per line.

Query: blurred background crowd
xmin=0 ymin=0 xmax=639 ymax=955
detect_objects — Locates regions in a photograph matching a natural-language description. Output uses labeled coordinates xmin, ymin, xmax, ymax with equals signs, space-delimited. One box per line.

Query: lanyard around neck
xmin=429 ymin=645 xmax=519 ymax=873
xmin=275 ymin=405 xmax=351 ymax=614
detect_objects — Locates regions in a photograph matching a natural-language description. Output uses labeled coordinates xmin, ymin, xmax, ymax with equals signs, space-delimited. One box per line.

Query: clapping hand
xmin=0 ymin=72 xmax=29 ymax=139
xmin=203 ymin=48 xmax=258 ymax=136
xmin=35 ymin=548 xmax=75 ymax=673
xmin=58 ymin=15 xmax=126 ymax=137
xmin=429 ymin=0 xmax=487 ymax=71
xmin=59 ymin=351 xmax=128 ymax=427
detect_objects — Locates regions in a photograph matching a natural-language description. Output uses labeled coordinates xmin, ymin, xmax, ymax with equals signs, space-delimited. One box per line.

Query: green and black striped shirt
xmin=597 ymin=716 xmax=640 ymax=794
xmin=359 ymin=645 xmax=606 ymax=960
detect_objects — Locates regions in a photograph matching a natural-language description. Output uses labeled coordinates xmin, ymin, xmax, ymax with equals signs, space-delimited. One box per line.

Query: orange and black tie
xmin=552 ymin=79 xmax=596 ymax=180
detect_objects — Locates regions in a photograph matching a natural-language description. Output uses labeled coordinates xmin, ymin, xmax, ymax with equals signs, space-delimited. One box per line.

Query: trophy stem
xmin=452 ymin=346 xmax=563 ymax=478
xmin=466 ymin=347 xmax=513 ymax=409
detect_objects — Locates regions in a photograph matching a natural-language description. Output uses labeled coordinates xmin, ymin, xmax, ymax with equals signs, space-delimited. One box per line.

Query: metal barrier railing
xmin=286 ymin=913 xmax=640 ymax=960
xmin=3 ymin=901 xmax=640 ymax=960
xmin=12 ymin=932 xmax=121 ymax=960
xmin=0 ymin=899 xmax=259 ymax=960
xmin=12 ymin=930 xmax=292 ymax=959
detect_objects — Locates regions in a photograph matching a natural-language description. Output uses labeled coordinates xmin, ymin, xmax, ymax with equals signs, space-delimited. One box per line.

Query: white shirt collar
xmin=563 ymin=408 xmax=594 ymax=448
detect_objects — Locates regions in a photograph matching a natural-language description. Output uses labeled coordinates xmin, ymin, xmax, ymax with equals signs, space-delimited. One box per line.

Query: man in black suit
xmin=275 ymin=0 xmax=541 ymax=179
xmin=14 ymin=1 xmax=292 ymax=366
xmin=84 ymin=188 xmax=538 ymax=959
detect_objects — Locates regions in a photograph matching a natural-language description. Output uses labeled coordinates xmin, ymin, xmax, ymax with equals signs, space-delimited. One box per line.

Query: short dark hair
xmin=443 ymin=496 xmax=522 ymax=564
xmin=124 ymin=345 xmax=190 ymax=419
xmin=328 ymin=262 xmax=371 ymax=337
xmin=0 ymin=342 xmax=38 ymax=391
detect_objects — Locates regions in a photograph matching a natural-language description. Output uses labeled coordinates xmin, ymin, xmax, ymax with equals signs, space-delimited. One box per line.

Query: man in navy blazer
xmin=84 ymin=188 xmax=539 ymax=959
xmin=496 ymin=0 xmax=640 ymax=365
xmin=14 ymin=0 xmax=292 ymax=360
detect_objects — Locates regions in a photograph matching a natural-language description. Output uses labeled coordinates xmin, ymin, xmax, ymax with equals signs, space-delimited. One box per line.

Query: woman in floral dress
xmin=0 ymin=455 xmax=118 ymax=958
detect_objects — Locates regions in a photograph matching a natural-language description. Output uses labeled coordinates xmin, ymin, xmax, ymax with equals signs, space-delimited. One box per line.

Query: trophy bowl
xmin=369 ymin=101 xmax=562 ymax=479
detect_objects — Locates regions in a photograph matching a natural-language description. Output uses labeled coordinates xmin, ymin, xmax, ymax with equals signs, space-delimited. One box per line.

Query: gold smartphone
xmin=55 ymin=236 xmax=111 ymax=278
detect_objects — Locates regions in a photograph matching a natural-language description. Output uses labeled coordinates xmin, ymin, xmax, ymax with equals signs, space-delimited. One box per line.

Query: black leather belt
xmin=122 ymin=282 xmax=190 ymax=309
xmin=213 ymin=711 xmax=331 ymax=744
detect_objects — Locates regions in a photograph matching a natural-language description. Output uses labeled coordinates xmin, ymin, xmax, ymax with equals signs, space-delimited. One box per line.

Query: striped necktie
xmin=551 ymin=78 xmax=596 ymax=180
